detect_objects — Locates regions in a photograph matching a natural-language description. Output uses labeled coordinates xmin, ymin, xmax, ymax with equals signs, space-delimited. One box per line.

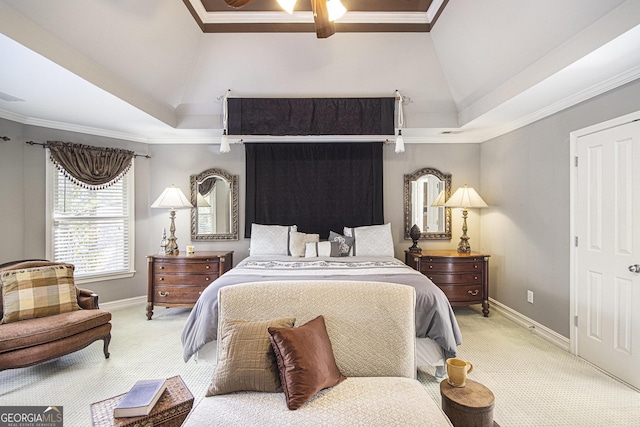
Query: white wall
xmin=480 ymin=78 xmax=640 ymax=337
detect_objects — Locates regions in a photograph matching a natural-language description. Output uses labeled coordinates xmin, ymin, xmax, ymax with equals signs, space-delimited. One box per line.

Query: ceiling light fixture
xmin=277 ymin=0 xmax=297 ymax=14
xmin=326 ymin=0 xmax=347 ymax=21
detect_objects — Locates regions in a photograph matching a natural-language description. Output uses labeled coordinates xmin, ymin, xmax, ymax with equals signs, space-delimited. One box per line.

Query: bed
xmin=181 ymin=224 xmax=462 ymax=375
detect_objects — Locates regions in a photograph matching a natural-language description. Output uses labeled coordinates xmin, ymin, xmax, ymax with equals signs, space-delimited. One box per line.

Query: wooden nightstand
xmin=146 ymin=251 xmax=233 ymax=320
xmin=405 ymin=250 xmax=490 ymax=316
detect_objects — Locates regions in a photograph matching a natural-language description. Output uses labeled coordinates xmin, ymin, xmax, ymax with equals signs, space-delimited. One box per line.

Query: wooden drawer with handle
xmin=405 ymin=250 xmax=490 ymax=317
xmin=146 ymin=251 xmax=233 ymax=320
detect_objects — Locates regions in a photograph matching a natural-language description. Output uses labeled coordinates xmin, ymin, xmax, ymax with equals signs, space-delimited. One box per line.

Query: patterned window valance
xmin=47 ymin=141 xmax=134 ymax=189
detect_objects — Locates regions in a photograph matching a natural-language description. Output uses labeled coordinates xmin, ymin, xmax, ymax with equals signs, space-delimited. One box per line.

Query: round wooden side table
xmin=440 ymin=379 xmax=499 ymax=427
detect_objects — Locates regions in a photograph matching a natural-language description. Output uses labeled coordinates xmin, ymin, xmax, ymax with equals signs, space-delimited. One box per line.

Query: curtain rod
xmin=25 ymin=140 xmax=151 ymax=158
xmin=216 ymin=90 xmax=411 ymax=103
xmin=231 ymin=137 xmax=395 ymax=144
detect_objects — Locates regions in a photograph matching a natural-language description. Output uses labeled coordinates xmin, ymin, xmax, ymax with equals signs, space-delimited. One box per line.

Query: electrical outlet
xmin=527 ymin=290 xmax=534 ymax=304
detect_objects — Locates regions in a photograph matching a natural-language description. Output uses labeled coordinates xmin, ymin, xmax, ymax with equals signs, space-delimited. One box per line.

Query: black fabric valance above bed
xmin=228 ymin=97 xmax=395 ymax=136
xmin=245 ymin=142 xmax=384 ymax=238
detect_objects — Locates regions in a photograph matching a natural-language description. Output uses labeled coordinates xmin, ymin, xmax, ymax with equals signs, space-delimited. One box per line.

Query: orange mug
xmin=446 ymin=358 xmax=473 ymax=387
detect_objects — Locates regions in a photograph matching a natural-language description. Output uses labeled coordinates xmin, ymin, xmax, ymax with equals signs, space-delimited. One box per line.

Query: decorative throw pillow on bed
xmin=268 ymin=315 xmax=346 ymax=410
xmin=0 ymin=264 xmax=80 ymax=324
xmin=289 ymin=231 xmax=320 ymax=257
xmin=328 ymin=231 xmax=354 ymax=257
xmin=207 ymin=317 xmax=296 ymax=396
xmin=250 ymin=223 xmax=297 ymax=256
xmin=343 ymin=223 xmax=394 ymax=257
xmin=304 ymin=241 xmax=340 ymax=258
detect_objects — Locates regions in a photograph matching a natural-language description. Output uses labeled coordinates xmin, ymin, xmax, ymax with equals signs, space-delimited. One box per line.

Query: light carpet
xmin=1 ymin=304 xmax=639 ymax=426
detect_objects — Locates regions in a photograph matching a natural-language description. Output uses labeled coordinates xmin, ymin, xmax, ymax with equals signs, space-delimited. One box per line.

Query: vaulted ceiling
xmin=0 ymin=0 xmax=639 ymax=144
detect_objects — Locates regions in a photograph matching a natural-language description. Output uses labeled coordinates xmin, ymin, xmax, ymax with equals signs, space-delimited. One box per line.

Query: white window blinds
xmin=49 ymin=160 xmax=134 ymax=280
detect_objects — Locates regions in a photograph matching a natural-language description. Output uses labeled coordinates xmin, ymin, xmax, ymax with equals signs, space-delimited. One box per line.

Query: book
xmin=114 ymin=378 xmax=167 ymax=418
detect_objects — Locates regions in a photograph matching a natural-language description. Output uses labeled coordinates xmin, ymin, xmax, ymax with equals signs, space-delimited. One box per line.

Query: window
xmin=47 ymin=158 xmax=135 ymax=282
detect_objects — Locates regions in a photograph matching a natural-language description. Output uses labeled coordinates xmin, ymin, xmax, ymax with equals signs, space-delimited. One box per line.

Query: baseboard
xmin=489 ymin=298 xmax=570 ymax=352
xmin=100 ymin=295 xmax=146 ymax=311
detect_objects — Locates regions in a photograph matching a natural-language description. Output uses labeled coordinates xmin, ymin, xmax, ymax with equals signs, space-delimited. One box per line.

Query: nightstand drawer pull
xmin=205 ymin=265 xmax=210 ymax=269
xmin=429 ymin=265 xmax=433 ymax=269
xmin=159 ymin=277 xmax=164 ymax=281
xmin=468 ymin=290 xmax=479 ymax=296
xmin=159 ymin=266 xmax=165 ymax=269
xmin=158 ymin=291 xmax=170 ymax=297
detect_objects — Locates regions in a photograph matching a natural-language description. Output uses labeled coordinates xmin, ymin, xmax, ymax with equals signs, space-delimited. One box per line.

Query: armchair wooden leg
xmin=103 ymin=333 xmax=111 ymax=359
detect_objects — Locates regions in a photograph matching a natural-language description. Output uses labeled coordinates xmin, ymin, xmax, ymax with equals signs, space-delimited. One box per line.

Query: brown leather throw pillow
xmin=268 ymin=315 xmax=346 ymax=410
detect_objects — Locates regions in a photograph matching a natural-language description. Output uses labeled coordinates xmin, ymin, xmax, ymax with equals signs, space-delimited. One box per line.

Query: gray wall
xmin=480 ymin=78 xmax=640 ymax=338
xmin=0 ymin=119 xmax=151 ymax=303
xmin=0 ymin=124 xmax=480 ymax=303
xmin=5 ymin=75 xmax=639 ymax=339
xmin=147 ymin=142 xmax=482 ymax=262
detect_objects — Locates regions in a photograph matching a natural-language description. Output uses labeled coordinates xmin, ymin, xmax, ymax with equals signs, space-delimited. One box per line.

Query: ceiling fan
xmin=224 ymin=0 xmax=347 ymax=38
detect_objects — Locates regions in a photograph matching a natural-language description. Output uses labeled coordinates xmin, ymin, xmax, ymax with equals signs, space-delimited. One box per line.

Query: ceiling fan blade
xmin=224 ymin=0 xmax=254 ymax=8
xmin=311 ymin=0 xmax=335 ymax=38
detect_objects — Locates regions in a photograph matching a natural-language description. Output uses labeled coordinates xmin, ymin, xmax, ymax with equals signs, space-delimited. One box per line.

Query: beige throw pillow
xmin=289 ymin=231 xmax=320 ymax=257
xmin=207 ymin=317 xmax=296 ymax=396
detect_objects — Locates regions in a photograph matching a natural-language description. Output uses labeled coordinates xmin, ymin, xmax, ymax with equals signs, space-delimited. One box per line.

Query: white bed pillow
xmin=305 ymin=241 xmax=340 ymax=258
xmin=290 ymin=231 xmax=320 ymax=257
xmin=250 ymin=224 xmax=297 ymax=255
xmin=343 ymin=223 xmax=394 ymax=257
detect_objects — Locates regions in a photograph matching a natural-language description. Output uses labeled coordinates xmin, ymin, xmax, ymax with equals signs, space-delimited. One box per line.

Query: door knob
xmin=629 ymin=264 xmax=640 ymax=273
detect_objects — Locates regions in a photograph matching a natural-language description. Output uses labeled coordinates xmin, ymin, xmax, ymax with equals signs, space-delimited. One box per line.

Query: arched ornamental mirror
xmin=403 ymin=167 xmax=452 ymax=240
xmin=190 ymin=168 xmax=239 ymax=240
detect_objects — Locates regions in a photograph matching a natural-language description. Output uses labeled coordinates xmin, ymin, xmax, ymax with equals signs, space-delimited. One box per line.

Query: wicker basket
xmin=91 ymin=376 xmax=194 ymax=427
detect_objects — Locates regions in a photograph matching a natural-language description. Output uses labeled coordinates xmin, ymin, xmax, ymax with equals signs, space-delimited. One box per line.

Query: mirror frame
xmin=190 ymin=168 xmax=239 ymax=241
xmin=403 ymin=167 xmax=452 ymax=240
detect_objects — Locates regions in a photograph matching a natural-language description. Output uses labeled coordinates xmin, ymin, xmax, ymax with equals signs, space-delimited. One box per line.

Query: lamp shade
xmin=151 ymin=185 xmax=193 ymax=209
xmin=431 ymin=189 xmax=446 ymax=207
xmin=444 ymin=185 xmax=488 ymax=209
xmin=327 ymin=0 xmax=347 ymax=21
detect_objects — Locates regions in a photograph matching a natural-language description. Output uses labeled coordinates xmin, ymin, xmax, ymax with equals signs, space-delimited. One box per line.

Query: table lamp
xmin=151 ymin=185 xmax=193 ymax=255
xmin=444 ymin=185 xmax=488 ymax=253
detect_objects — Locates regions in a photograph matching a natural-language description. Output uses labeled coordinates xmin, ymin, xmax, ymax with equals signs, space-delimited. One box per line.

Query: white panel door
xmin=576 ymin=119 xmax=640 ymax=389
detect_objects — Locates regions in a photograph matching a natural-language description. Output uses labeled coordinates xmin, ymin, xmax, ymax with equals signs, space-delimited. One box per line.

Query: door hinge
xmin=574 ymin=156 xmax=578 ymax=167
xmin=574 ymin=316 xmax=579 ymax=327
xmin=575 ymin=236 xmax=578 ymax=247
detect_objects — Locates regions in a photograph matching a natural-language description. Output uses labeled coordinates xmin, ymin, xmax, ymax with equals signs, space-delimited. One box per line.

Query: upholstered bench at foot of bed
xmin=184 ymin=377 xmax=452 ymax=427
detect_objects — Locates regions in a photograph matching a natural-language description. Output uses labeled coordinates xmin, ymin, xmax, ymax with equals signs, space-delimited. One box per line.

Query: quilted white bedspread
xmin=184 ymin=377 xmax=452 ymax=427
